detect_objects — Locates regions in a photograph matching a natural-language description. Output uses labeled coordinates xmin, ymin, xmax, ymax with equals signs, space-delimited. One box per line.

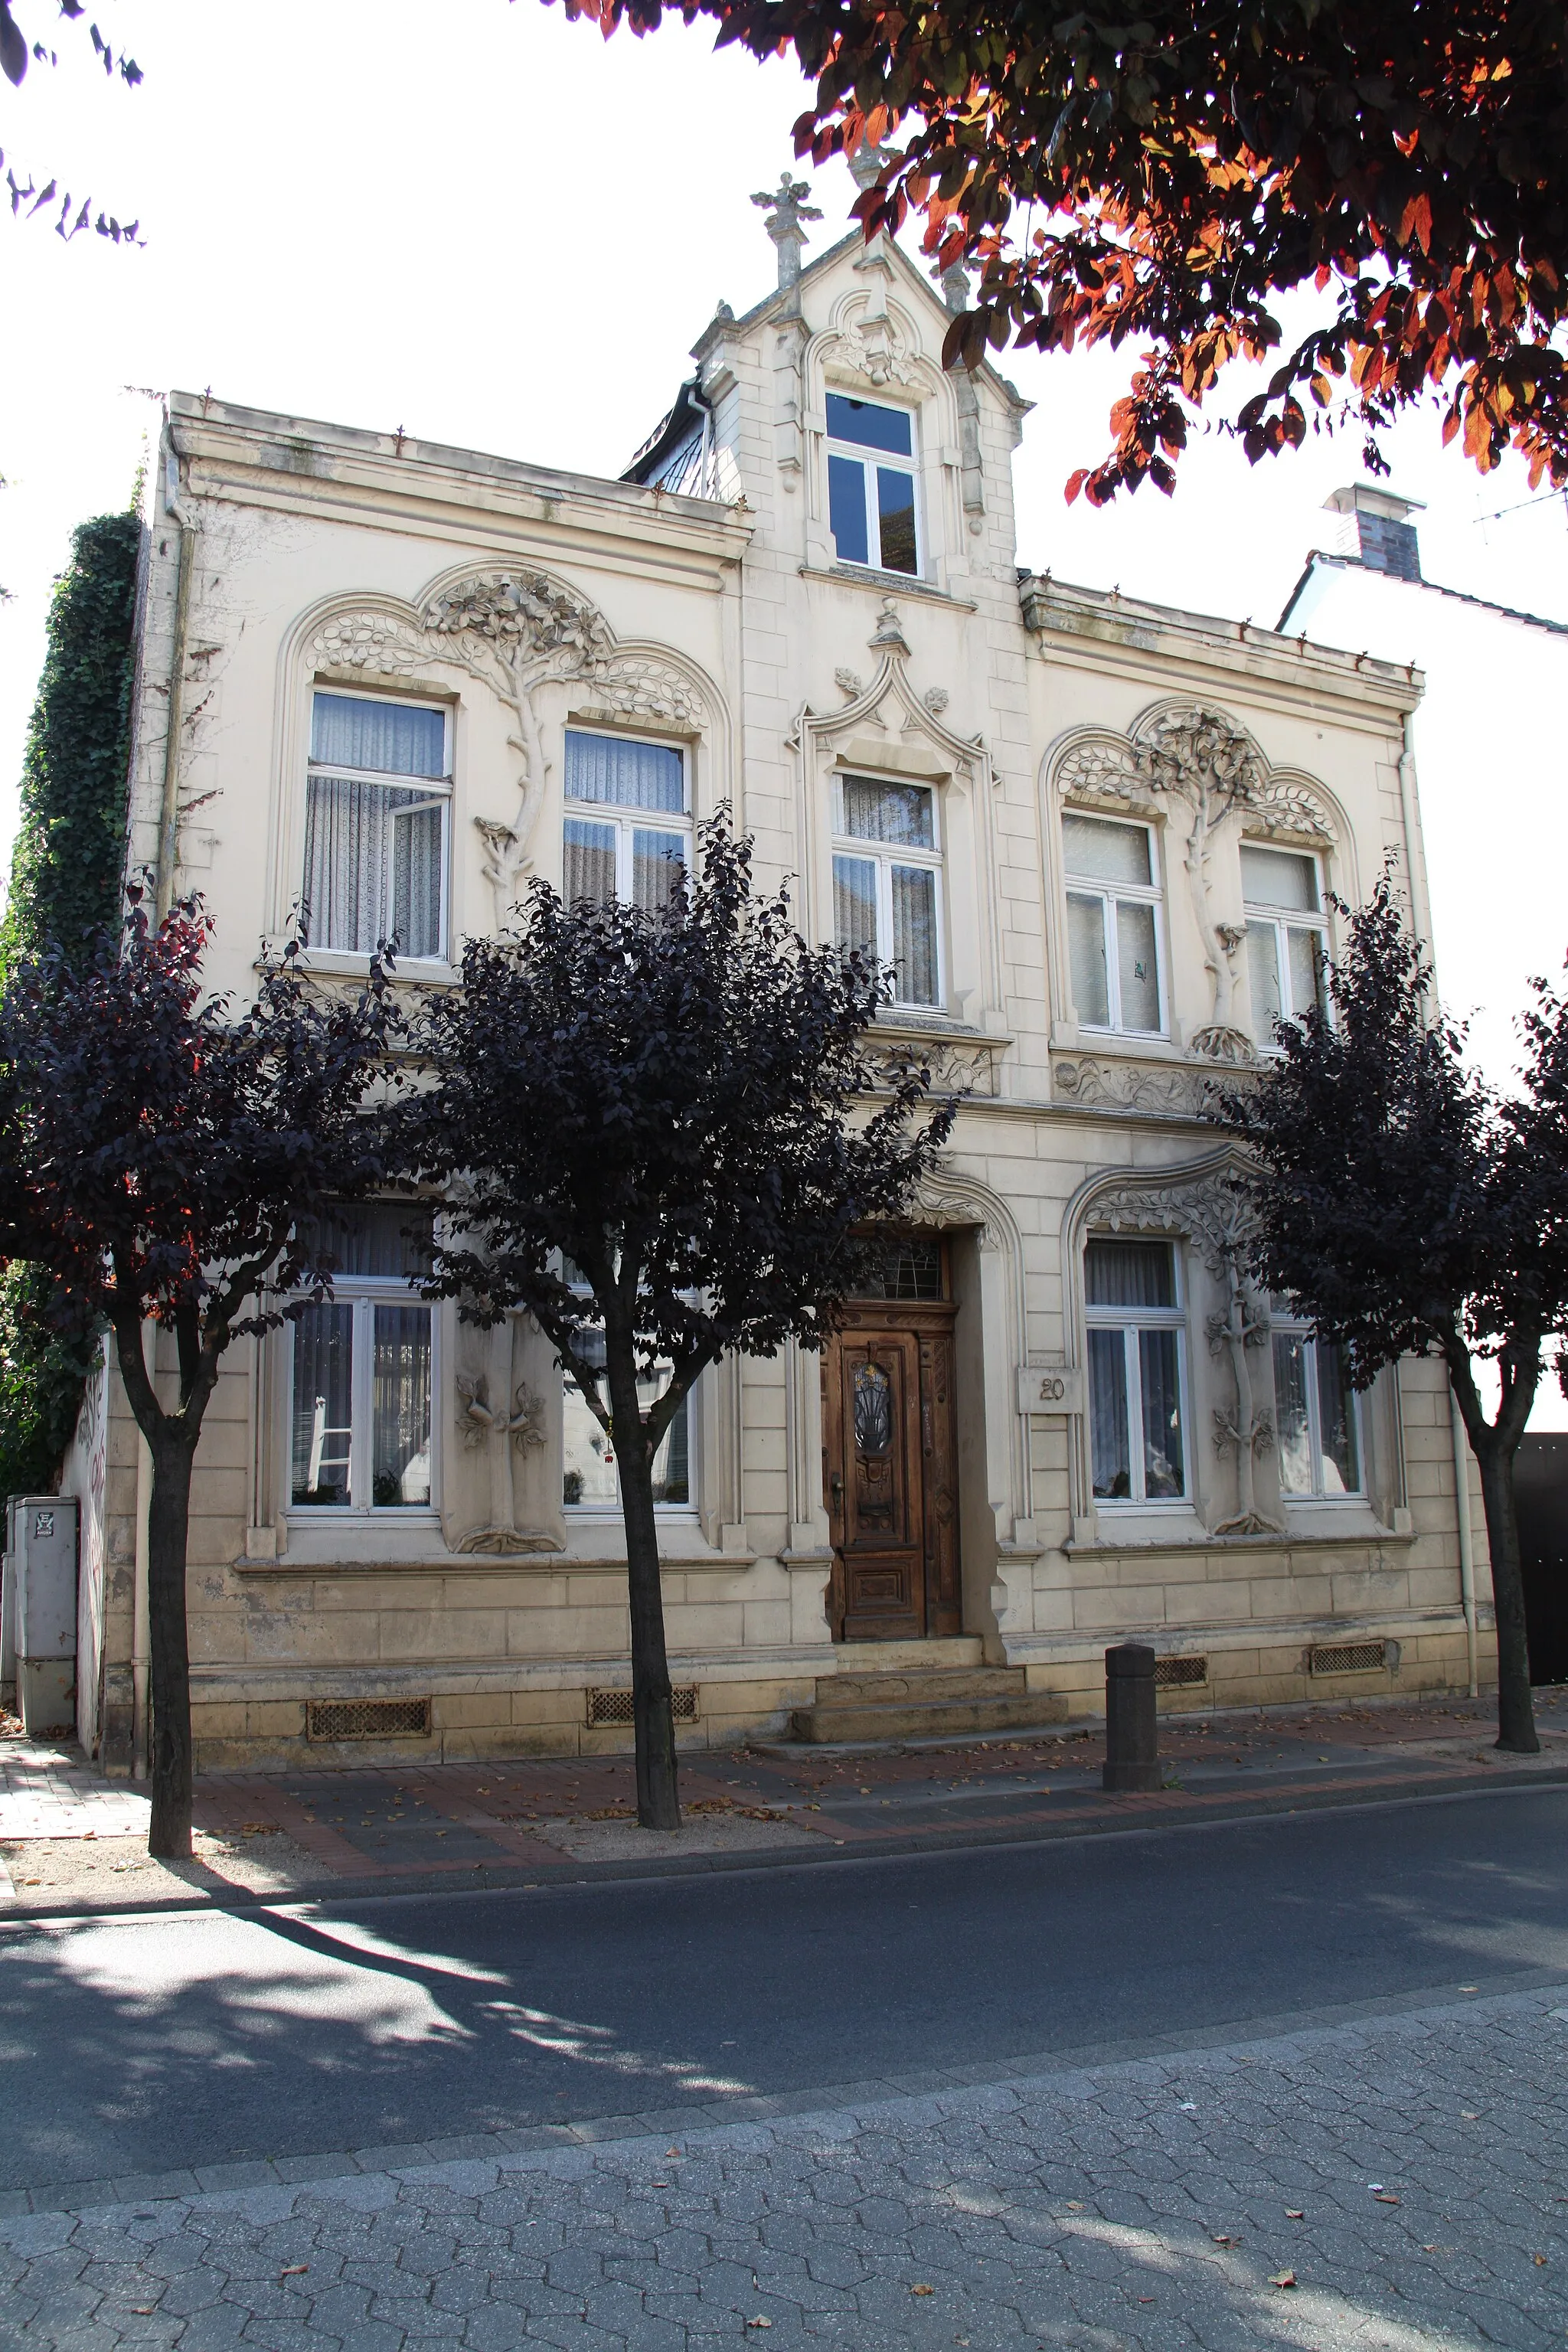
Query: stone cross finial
xmin=752 ymin=172 xmax=822 ymax=292
xmin=848 ymin=139 xmax=898 ymax=194
xmin=932 ymin=254 xmax=970 ymax=315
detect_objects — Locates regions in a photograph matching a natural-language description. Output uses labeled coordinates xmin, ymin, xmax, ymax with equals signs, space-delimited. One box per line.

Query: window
xmin=305 ymin=692 xmax=449 ymax=959
xmin=1243 ymin=844 xmax=1328 ymax=1042
xmin=1272 ymin=1312 xmax=1361 ymax=1498
xmin=559 ymin=1266 xmax=694 ymax=1514
xmin=1085 ymin=1238 xmax=1187 ymax=1504
xmin=291 ymin=1207 xmax=433 ymax=1513
xmin=562 ymin=730 xmax=691 ymax=911
xmin=832 ymin=774 xmax=943 ymax=1009
xmin=1063 ymin=814 xmax=1165 ymax=1034
xmin=825 ymin=394 xmax=920 ymax=576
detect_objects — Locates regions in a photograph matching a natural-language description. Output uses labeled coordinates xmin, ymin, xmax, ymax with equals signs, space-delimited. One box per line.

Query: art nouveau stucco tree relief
xmin=1056 ymin=704 xmax=1334 ymax=1064
xmin=423 ymin=573 xmax=616 ymax=929
xmin=311 ymin=573 xmax=706 ymax=933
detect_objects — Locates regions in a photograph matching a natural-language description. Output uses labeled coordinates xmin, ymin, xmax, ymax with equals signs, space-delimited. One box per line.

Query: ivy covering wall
xmin=0 ymin=511 xmax=142 ymax=1496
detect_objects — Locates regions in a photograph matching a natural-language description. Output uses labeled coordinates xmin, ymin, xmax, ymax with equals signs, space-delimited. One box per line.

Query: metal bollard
xmin=1102 ymin=1642 xmax=1161 ymax=1792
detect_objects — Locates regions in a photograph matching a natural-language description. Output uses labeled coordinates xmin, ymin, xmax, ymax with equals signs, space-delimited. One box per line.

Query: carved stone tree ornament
xmin=1094 ymin=1168 xmax=1279 ymax=1536
xmin=1057 ymin=706 xmax=1334 ymax=1064
xmin=423 ymin=574 xmax=616 ymax=929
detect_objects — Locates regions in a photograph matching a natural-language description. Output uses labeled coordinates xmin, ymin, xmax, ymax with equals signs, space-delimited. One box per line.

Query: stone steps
xmin=790 ymin=1661 xmax=1042 ymax=1746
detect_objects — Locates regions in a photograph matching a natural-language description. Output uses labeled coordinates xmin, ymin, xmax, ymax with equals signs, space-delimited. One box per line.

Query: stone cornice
xmin=166 ymin=394 xmax=753 ymax=591
xmin=1021 ymin=573 xmax=1422 ymax=731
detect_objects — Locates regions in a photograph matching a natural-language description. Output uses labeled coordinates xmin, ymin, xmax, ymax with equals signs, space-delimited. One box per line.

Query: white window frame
xmin=1062 ymin=811 xmax=1168 ymax=1037
xmin=831 ymin=773 xmax=946 ymax=1013
xmin=304 ymin=691 xmax=452 ymax=963
xmin=825 ymin=396 xmax=923 ymax=577
xmin=559 ymin=1272 xmax=700 ymax=1520
xmin=1242 ymin=842 xmax=1329 ymax=1047
xmin=1270 ymin=1313 xmax=1364 ymax=1501
xmin=288 ymin=1271 xmax=438 ymax=1521
xmin=561 ymin=728 xmax=692 ymax=904
xmin=1084 ymin=1240 xmax=1191 ymax=1509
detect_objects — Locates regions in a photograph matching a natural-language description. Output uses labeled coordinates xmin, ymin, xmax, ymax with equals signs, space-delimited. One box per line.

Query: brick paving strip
xmin=3 ymin=1690 xmax=1567 ymax=1918
xmin=0 ymin=1979 xmax=1563 ymax=2348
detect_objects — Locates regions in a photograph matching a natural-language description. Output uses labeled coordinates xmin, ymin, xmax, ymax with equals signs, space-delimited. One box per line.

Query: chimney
xmin=1324 ymin=484 xmax=1424 ymax=582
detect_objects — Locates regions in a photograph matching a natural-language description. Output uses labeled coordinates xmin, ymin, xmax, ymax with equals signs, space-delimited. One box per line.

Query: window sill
xmin=799 ymin=563 xmax=978 ymax=612
xmin=276 ymin=949 xmax=459 ymax=987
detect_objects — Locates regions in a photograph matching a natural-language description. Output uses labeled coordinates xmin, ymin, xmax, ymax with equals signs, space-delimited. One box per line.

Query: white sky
xmin=3 ymin=1 xmax=1567 ymax=928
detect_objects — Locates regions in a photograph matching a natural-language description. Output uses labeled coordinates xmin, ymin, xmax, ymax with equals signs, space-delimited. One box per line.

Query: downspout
xmin=155 ymin=443 xmax=198 ymax=919
xmin=1397 ymin=713 xmax=1435 ymax=950
xmin=1450 ymin=1386 xmax=1480 ymax=1698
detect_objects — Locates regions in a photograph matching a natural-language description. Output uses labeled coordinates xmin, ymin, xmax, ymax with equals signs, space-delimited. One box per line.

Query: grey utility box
xmin=13 ymin=1496 xmax=78 ymax=1738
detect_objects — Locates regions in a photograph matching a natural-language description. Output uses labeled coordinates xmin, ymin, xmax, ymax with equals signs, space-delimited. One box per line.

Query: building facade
xmin=64 ymin=205 xmax=1491 ymax=1771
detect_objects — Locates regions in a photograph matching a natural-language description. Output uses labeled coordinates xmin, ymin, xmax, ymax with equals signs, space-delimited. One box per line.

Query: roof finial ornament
xmin=751 ymin=172 xmax=822 ymax=294
xmin=848 ymin=139 xmax=898 ymax=194
xmin=931 ymin=253 xmax=970 ymax=315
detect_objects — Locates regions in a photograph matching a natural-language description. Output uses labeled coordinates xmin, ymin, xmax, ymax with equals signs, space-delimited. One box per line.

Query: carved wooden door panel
xmin=823 ymin=1310 xmax=961 ymax=1642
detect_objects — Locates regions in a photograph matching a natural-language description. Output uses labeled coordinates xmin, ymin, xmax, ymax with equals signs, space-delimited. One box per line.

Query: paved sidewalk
xmin=2 ymin=1979 xmax=1564 ymax=2349
xmin=3 ymin=1690 xmax=1566 ymax=1915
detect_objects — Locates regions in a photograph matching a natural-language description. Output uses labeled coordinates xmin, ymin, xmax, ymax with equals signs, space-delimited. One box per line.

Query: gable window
xmin=1272 ymin=1311 xmax=1361 ymax=1498
xmin=1243 ymin=844 xmax=1328 ymax=1042
xmin=558 ymin=1268 xmax=694 ymax=1514
xmin=305 ymin=692 xmax=449 ymax=960
xmin=1085 ymin=1237 xmax=1187 ymax=1504
xmin=826 ymin=394 xmax=920 ymax=577
xmin=1063 ymin=813 xmax=1164 ymax=1035
xmin=562 ymin=730 xmax=691 ymax=911
xmin=832 ymin=773 xmax=943 ymax=1010
xmin=291 ymin=1206 xmax=433 ymax=1514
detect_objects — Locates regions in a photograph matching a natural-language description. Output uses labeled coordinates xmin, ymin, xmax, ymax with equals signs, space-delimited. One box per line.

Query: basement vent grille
xmin=1309 ymin=1640 xmax=1388 ymax=1677
xmin=587 ymin=1685 xmax=699 ymax=1727
xmin=307 ymin=1697 xmax=432 ymax=1743
xmin=1155 ymin=1655 xmax=1208 ymax=1687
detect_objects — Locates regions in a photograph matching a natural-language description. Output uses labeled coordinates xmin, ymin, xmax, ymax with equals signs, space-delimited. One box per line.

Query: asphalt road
xmin=2 ymin=1784 xmax=1565 ymax=2194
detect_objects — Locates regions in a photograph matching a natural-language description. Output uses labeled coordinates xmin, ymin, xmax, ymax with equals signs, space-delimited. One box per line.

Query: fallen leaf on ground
xmin=1210 ymin=2233 xmax=1240 ymax=2246
xmin=1285 ymin=2209 xmax=1305 ymax=2220
xmin=280 ymin=2265 xmax=309 ymax=2277
xmin=1269 ymin=2270 xmax=1297 ymax=2289
xmin=1461 ymin=2111 xmax=1481 ymax=2121
xmin=911 ymin=2284 xmax=934 ymax=2295
xmin=240 ymin=1823 xmax=280 ymax=1835
xmin=1066 ymin=2201 xmax=1085 ymax=2210
xmin=1534 ymin=2253 xmax=1548 ymax=2265
xmin=1374 ymin=2191 xmax=1401 ymax=2205
xmin=745 ymin=2321 xmax=772 ymax=2331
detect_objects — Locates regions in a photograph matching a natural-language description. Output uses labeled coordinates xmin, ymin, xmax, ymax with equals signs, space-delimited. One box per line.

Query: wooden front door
xmin=822 ymin=1305 xmax=960 ymax=1641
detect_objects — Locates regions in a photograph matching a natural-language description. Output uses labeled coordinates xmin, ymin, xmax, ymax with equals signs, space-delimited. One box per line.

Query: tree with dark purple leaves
xmin=0 ymin=890 xmax=404 ymax=1854
xmin=397 ymin=814 xmax=953 ymax=1831
xmin=1215 ymin=870 xmax=1568 ymax=1756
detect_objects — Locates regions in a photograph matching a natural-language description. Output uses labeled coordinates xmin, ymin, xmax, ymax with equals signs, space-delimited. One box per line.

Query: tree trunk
xmin=605 ymin=1328 xmax=680 ymax=1832
xmin=145 ymin=1427 xmax=198 ymax=1855
xmin=1472 ymin=1435 xmax=1538 ymax=1755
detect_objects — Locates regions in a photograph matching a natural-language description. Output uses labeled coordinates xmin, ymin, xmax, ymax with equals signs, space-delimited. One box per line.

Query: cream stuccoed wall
xmin=71 ymin=228 xmax=1488 ymax=1771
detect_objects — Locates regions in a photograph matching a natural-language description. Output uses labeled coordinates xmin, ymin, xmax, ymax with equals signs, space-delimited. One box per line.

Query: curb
xmin=3 ymin=1759 xmax=1566 ymax=1924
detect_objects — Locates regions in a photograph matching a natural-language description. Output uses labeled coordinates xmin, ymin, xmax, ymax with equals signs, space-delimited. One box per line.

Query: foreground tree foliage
xmin=399 ymin=817 xmax=953 ymax=1831
xmin=0 ymin=896 xmax=401 ymax=1853
xmin=1217 ymin=874 xmax=1568 ymax=1756
xmin=1 ymin=0 xmax=141 ymax=243
xmin=560 ymin=0 xmax=1568 ymax=503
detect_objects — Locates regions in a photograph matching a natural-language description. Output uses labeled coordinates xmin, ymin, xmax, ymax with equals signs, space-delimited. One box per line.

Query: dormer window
xmin=826 ymin=394 xmax=920 ymax=577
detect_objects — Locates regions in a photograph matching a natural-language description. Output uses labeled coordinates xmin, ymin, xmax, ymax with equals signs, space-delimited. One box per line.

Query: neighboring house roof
xmin=1277 ymin=547 xmax=1568 ymax=640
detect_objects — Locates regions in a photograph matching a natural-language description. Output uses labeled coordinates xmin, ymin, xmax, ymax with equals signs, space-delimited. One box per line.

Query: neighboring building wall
xmin=80 ymin=230 xmax=1488 ymax=1770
